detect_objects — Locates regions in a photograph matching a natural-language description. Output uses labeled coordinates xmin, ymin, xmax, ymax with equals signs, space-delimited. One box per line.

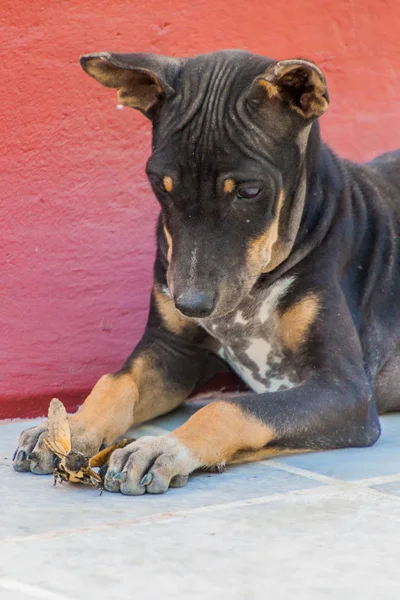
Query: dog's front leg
xmin=13 ymin=283 xmax=215 ymax=474
xmin=103 ymin=291 xmax=382 ymax=494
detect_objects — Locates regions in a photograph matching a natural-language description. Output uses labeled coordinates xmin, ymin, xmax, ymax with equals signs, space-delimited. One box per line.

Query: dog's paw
xmin=13 ymin=424 xmax=54 ymax=474
xmin=103 ymin=436 xmax=200 ymax=495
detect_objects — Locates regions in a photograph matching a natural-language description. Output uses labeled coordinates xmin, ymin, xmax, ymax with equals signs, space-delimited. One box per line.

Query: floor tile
xmin=372 ymin=479 xmax=400 ymax=496
xmin=0 ymin=457 xmax=320 ymax=539
xmin=1 ymin=487 xmax=400 ymax=600
xmin=3 ymin=406 xmax=400 ymax=599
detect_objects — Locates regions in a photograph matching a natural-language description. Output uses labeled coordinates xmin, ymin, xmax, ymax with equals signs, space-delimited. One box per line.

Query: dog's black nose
xmin=175 ymin=290 xmax=216 ymax=318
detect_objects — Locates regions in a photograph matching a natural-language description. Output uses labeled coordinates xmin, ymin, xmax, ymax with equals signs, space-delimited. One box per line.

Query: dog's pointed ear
xmin=79 ymin=52 xmax=181 ymax=116
xmin=249 ymin=59 xmax=329 ymax=120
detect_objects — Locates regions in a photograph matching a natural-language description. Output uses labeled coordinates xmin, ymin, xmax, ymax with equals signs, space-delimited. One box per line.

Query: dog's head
xmin=80 ymin=50 xmax=329 ymax=318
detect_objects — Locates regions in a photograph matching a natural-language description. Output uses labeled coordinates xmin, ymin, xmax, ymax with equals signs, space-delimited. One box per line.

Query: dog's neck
xmin=259 ymin=126 xmax=345 ymax=287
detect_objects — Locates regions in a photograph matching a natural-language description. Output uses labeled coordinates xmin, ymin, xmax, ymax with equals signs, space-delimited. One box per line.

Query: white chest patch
xmin=201 ymin=277 xmax=300 ymax=393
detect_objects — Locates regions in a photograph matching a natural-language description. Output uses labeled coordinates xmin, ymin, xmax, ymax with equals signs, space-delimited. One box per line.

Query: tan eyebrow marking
xmin=163 ymin=176 xmax=174 ymax=193
xmin=223 ymin=178 xmax=235 ymax=194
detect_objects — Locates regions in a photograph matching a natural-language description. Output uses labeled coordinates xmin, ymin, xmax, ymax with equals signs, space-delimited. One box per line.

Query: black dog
xmin=13 ymin=50 xmax=400 ymax=495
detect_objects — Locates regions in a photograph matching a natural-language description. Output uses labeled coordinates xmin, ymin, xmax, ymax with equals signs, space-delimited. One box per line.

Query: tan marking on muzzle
xmin=163 ymin=224 xmax=173 ymax=263
xmin=247 ymin=190 xmax=285 ymax=274
xmin=163 ymin=176 xmax=174 ymax=193
xmin=279 ymin=293 xmax=320 ymax=351
xmin=223 ymin=178 xmax=235 ymax=194
xmin=153 ymin=283 xmax=195 ymax=336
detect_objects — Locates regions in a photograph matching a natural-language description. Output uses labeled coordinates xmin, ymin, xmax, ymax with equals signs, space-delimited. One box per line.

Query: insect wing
xmin=46 ymin=398 xmax=72 ymax=457
xmin=44 ymin=437 xmax=67 ymax=459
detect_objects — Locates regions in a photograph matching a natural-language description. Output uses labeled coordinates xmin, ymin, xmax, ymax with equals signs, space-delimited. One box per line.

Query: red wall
xmin=2 ymin=0 xmax=400 ymax=418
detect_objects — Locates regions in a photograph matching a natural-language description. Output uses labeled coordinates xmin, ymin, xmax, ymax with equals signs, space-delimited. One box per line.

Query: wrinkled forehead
xmin=174 ymin=50 xmax=273 ymax=107
xmin=151 ymin=51 xmax=276 ymax=164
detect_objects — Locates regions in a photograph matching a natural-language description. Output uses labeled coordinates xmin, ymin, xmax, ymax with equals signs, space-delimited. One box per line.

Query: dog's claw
xmin=14 ymin=449 xmax=29 ymax=470
xmin=113 ymin=472 xmax=127 ymax=484
xmin=140 ymin=472 xmax=153 ymax=487
xmin=17 ymin=450 xmax=27 ymax=462
xmin=13 ymin=447 xmax=33 ymax=472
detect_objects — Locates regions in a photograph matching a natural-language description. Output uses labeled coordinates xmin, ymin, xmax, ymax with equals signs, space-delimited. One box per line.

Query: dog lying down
xmin=13 ymin=49 xmax=400 ymax=496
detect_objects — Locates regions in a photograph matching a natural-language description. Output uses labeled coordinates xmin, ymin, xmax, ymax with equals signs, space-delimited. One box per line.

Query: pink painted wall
xmin=2 ymin=0 xmax=400 ymax=417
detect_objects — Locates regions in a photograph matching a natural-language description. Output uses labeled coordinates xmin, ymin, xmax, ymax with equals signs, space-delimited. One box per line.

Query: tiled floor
xmin=1 ymin=403 xmax=400 ymax=599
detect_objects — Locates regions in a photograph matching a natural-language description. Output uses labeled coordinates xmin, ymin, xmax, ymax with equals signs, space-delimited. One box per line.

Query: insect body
xmin=44 ymin=398 xmax=134 ymax=493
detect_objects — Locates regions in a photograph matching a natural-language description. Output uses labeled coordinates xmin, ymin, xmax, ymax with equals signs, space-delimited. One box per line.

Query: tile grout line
xmin=264 ymin=460 xmax=339 ymax=485
xmin=0 ymin=486 xmax=331 ymax=545
xmin=349 ymin=473 xmax=400 ymax=486
xmin=262 ymin=460 xmax=400 ymax=498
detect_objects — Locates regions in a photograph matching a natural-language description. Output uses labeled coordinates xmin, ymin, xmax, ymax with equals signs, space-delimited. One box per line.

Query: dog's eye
xmin=237 ymin=186 xmax=262 ymax=200
xmin=153 ymin=180 xmax=166 ymax=193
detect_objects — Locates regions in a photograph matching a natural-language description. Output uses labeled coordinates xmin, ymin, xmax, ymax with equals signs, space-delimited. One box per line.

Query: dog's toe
xmin=103 ymin=436 xmax=198 ymax=495
xmin=13 ymin=424 xmax=53 ymax=474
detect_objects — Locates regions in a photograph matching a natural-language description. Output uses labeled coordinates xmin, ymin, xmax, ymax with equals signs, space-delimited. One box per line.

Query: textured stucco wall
xmin=2 ymin=0 xmax=400 ymax=417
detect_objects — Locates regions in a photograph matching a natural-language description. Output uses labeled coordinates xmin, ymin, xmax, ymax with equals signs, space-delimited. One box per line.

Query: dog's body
xmin=14 ymin=50 xmax=400 ymax=494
